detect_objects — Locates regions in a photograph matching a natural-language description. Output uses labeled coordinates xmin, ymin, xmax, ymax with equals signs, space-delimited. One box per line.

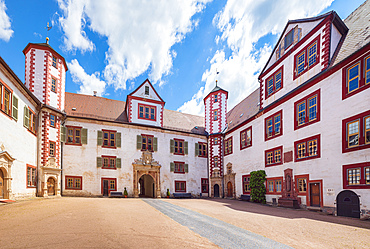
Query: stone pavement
xmin=0 ymin=197 xmax=369 ymax=248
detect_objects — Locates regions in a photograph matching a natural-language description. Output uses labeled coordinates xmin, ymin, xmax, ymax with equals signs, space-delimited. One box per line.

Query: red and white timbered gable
xmin=126 ymin=79 xmax=165 ymax=127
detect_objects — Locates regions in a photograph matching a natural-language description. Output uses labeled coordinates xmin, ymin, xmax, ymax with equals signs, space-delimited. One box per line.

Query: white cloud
xmin=57 ymin=0 xmax=211 ymax=92
xmin=68 ymin=59 xmax=106 ymax=96
xmin=0 ymin=0 xmax=13 ymax=41
xmin=178 ymin=0 xmax=333 ymax=115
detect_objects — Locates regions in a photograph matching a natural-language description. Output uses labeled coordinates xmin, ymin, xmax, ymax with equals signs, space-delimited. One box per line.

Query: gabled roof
xmin=65 ymin=92 xmax=206 ymax=135
xmin=332 ymin=0 xmax=370 ymax=65
xmin=127 ymin=79 xmax=165 ymax=103
xmin=226 ymin=88 xmax=260 ymax=131
xmin=204 ymin=84 xmax=228 ymax=102
xmin=259 ymin=11 xmax=347 ymax=78
xmin=23 ymin=43 xmax=68 ymax=71
xmin=0 ymin=151 xmax=16 ymax=162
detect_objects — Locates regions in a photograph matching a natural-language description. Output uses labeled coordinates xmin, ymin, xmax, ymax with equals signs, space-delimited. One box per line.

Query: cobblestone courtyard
xmin=0 ymin=197 xmax=369 ymax=248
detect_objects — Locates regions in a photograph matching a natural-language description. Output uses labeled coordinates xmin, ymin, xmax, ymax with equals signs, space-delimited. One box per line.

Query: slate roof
xmin=226 ymin=88 xmax=260 ymax=131
xmin=332 ymin=0 xmax=370 ymax=65
xmin=65 ymin=92 xmax=206 ymax=135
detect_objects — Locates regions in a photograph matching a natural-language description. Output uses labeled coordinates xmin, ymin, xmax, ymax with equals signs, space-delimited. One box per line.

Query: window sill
xmin=343 ymin=184 xmax=370 ymax=189
xmin=295 ymin=155 xmax=320 ymax=162
xmin=102 ymin=146 xmax=117 ymax=149
xmin=102 ymin=167 xmax=117 ymax=170
xmin=265 ymin=162 xmax=283 ymax=167
xmin=65 ymin=143 xmax=82 ymax=146
xmin=26 ymin=186 xmax=37 ymax=189
xmin=343 ymin=144 xmax=370 ymax=153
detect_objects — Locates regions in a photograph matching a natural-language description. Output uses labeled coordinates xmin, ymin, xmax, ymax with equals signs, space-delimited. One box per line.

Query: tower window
xmin=145 ymin=86 xmax=149 ymax=95
xmin=51 ymin=78 xmax=57 ymax=93
xmin=214 ymin=94 xmax=218 ymax=103
xmin=52 ymin=56 xmax=58 ymax=68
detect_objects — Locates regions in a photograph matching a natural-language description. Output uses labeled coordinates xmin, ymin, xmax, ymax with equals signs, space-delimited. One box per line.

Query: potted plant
xmin=166 ymin=188 xmax=170 ymax=198
xmin=124 ymin=187 xmax=128 ymax=198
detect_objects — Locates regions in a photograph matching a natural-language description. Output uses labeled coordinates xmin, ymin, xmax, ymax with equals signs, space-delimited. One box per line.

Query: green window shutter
xmin=116 ymin=158 xmax=121 ymax=168
xmin=116 ymin=132 xmax=121 ymax=148
xmin=97 ymin=130 xmax=103 ymax=146
xmin=184 ymin=164 xmax=188 ymax=173
xmin=81 ymin=128 xmax=88 ymax=144
xmin=97 ymin=157 xmax=102 ymax=167
xmin=195 ymin=143 xmax=199 ymax=156
xmin=23 ymin=106 xmax=29 ymax=128
xmin=61 ymin=126 xmax=67 ymax=143
xmin=12 ymin=95 xmax=18 ymax=120
xmin=184 ymin=141 xmax=188 ymax=155
xmin=137 ymin=135 xmax=142 ymax=150
xmin=170 ymin=139 xmax=175 ymax=153
xmin=153 ymin=137 xmax=158 ymax=151
xmin=170 ymin=162 xmax=175 ymax=172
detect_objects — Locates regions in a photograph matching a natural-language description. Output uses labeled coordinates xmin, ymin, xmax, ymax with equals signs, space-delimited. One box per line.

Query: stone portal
xmin=133 ymin=151 xmax=161 ymax=198
xmin=278 ymin=168 xmax=300 ymax=208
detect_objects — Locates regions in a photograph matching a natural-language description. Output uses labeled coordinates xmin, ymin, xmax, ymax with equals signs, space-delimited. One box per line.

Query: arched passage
xmin=214 ymin=184 xmax=220 ymax=197
xmin=139 ymin=174 xmax=155 ymax=198
xmin=47 ymin=177 xmax=56 ymax=196
xmin=336 ymin=190 xmax=360 ymax=218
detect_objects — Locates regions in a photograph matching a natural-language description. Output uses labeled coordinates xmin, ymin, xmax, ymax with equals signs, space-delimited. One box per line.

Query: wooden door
xmin=103 ymin=180 xmax=109 ymax=196
xmin=47 ymin=178 xmax=55 ymax=196
xmin=310 ymin=183 xmax=320 ymax=207
xmin=227 ymin=182 xmax=233 ymax=197
xmin=0 ymin=170 xmax=4 ymax=199
xmin=336 ymin=190 xmax=360 ymax=218
xmin=214 ymin=184 xmax=219 ymax=197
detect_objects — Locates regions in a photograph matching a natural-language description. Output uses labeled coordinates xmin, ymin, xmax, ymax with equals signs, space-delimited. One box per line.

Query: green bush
xmin=250 ymin=170 xmax=266 ymax=204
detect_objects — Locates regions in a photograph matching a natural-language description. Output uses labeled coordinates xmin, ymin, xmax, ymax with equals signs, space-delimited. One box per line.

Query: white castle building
xmin=0 ymin=1 xmax=369 ymax=219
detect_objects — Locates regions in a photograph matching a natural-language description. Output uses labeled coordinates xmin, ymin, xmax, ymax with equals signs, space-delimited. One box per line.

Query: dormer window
xmin=139 ymin=104 xmax=156 ymax=121
xmin=145 ymin=86 xmax=149 ymax=95
xmin=293 ymin=35 xmax=320 ymax=79
xmin=284 ymin=29 xmax=293 ymax=49
xmin=214 ymin=94 xmax=218 ymax=103
xmin=52 ymin=56 xmax=58 ymax=68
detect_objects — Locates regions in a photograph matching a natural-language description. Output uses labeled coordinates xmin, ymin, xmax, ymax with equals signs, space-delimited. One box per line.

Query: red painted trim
xmin=173 ymin=161 xmax=185 ymax=174
xmin=128 ymin=95 xmax=164 ymax=105
xmin=342 ymin=162 xmax=370 ymax=189
xmin=264 ymin=110 xmax=283 ymax=141
xmin=198 ymin=142 xmax=208 ymax=157
xmin=201 ymin=178 xmax=209 ymax=193
xmin=242 ymin=174 xmax=251 ymax=194
xmin=307 ymin=179 xmax=323 ymax=207
xmin=26 ymin=164 xmax=37 ymax=188
xmin=0 ymin=79 xmax=14 ymax=118
xmin=101 ymin=177 xmax=117 ymax=195
xmin=101 ymin=129 xmax=117 ymax=149
xmin=294 ymin=89 xmax=321 ymax=130
xmin=65 ymin=175 xmax=83 ymax=190
xmin=23 ymin=43 xmax=68 ymax=70
xmin=173 ymin=138 xmax=185 ymax=155
xmin=342 ymin=53 xmax=370 ymax=100
xmin=175 ymin=180 xmax=186 ymax=192
xmin=128 ymin=79 xmax=165 ymax=103
xmin=294 ymin=174 xmax=309 ymax=196
xmin=65 ymin=126 xmax=82 ymax=146
xmin=265 ymin=145 xmax=283 ymax=167
xmin=138 ymin=103 xmax=157 ymax=121
xmin=101 ymin=155 xmax=117 ymax=170
xmin=203 ymin=89 xmax=228 ymax=104
xmin=141 ymin=134 xmax=154 ymax=152
xmin=265 ymin=176 xmax=284 ymax=195
xmin=293 ymin=35 xmax=321 ymax=80
xmin=240 ymin=126 xmax=252 ymax=150
xmin=259 ymin=15 xmax=331 ymax=79
xmin=294 ymin=134 xmax=321 ymax=162
xmin=342 ymin=109 xmax=370 ymax=153
xmin=264 ymin=65 xmax=284 ymax=100
xmin=224 ymin=136 xmax=233 ymax=156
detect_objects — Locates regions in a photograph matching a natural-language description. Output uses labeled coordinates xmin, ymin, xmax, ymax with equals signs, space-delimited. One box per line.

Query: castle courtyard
xmin=0 ymin=198 xmax=369 ymax=248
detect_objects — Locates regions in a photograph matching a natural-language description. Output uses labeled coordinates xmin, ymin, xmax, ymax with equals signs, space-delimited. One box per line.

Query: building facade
xmin=0 ymin=1 xmax=369 ymax=219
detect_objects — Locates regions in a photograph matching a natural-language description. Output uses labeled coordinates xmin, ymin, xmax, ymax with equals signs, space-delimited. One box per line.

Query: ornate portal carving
xmin=132 ymin=151 xmax=161 ymax=198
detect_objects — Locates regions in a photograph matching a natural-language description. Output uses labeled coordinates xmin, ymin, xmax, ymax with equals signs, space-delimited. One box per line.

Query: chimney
xmin=93 ymin=91 xmax=97 ymax=96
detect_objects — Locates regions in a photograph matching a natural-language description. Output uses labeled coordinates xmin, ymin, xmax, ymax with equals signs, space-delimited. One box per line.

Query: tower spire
xmin=215 ymin=68 xmax=219 ymax=87
xmin=45 ymin=22 xmax=52 ymax=44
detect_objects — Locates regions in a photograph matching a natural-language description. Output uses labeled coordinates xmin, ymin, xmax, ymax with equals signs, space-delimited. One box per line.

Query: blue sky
xmin=0 ymin=0 xmax=365 ymax=116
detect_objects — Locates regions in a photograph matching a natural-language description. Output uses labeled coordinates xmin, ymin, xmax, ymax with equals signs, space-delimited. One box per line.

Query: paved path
xmin=144 ymin=199 xmax=291 ymax=249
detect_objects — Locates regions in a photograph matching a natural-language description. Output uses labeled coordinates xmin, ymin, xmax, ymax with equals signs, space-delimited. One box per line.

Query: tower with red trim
xmin=23 ymin=39 xmax=68 ymax=197
xmin=204 ymin=83 xmax=228 ymax=197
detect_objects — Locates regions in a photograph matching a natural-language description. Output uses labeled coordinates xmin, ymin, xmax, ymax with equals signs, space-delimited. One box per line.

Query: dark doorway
xmin=214 ymin=184 xmax=220 ymax=197
xmin=337 ymin=190 xmax=360 ymax=218
xmin=310 ymin=182 xmax=320 ymax=206
xmin=227 ymin=181 xmax=233 ymax=197
xmin=47 ymin=178 xmax=55 ymax=196
xmin=103 ymin=180 xmax=109 ymax=196
xmin=0 ymin=169 xmax=4 ymax=199
xmin=139 ymin=174 xmax=154 ymax=198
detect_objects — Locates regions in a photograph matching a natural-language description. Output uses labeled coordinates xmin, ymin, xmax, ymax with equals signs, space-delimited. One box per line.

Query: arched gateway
xmin=133 ymin=151 xmax=161 ymax=198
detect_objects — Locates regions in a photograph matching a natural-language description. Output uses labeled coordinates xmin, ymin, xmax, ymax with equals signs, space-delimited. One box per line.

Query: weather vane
xmin=215 ymin=68 xmax=219 ymax=87
xmin=45 ymin=22 xmax=52 ymax=43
